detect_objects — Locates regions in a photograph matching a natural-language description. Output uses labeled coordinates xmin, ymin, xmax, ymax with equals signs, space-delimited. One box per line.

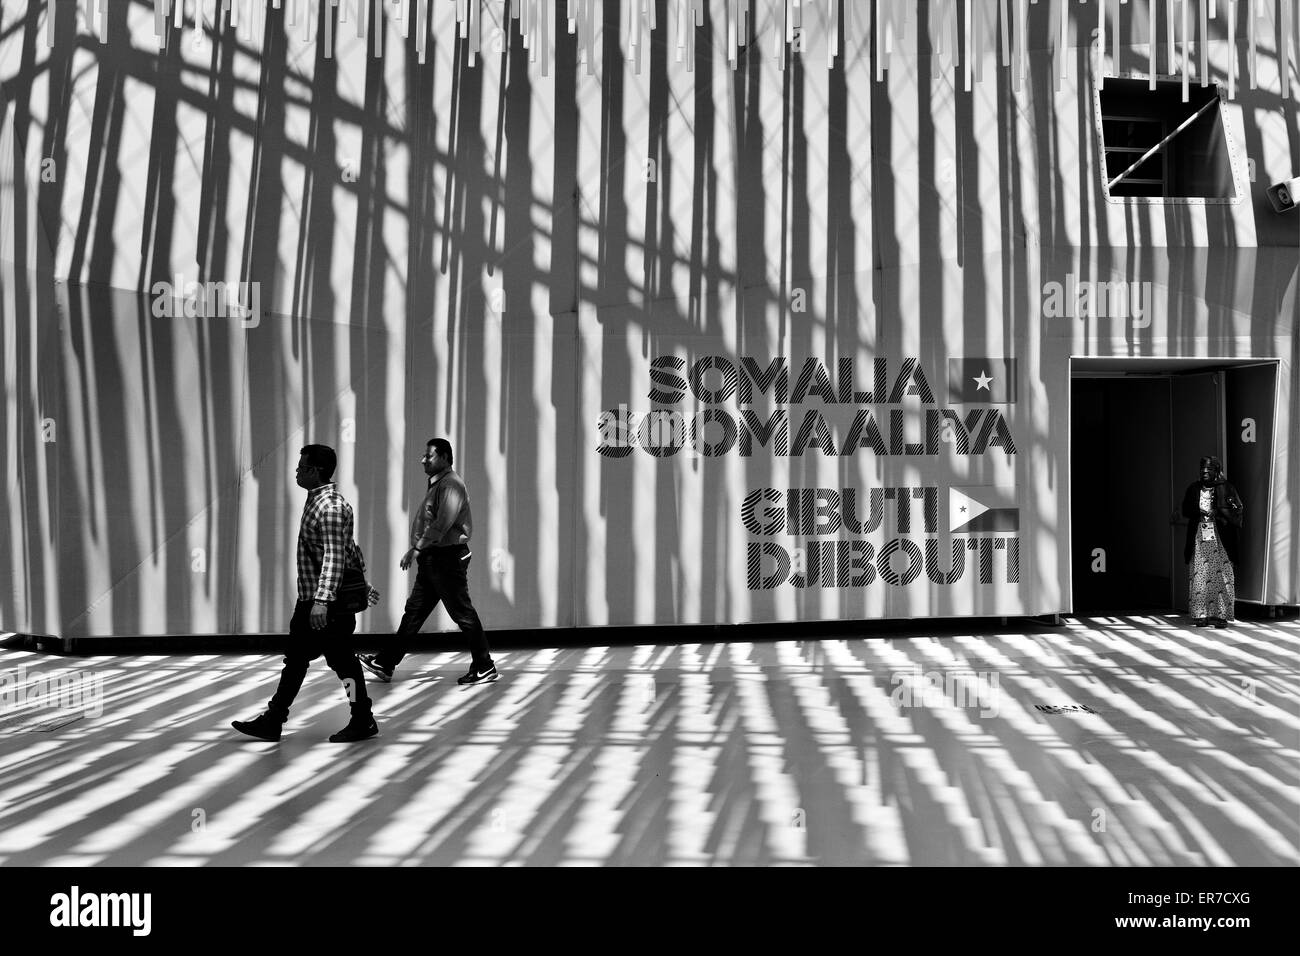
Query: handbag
xmin=338 ymin=565 xmax=374 ymax=613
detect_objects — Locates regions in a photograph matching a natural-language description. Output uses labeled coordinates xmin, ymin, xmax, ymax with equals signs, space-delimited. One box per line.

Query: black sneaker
xmin=457 ymin=662 xmax=499 ymax=685
xmin=357 ymin=654 xmax=393 ymax=683
xmin=232 ymin=711 xmax=284 ymax=741
xmin=328 ymin=714 xmax=379 ymax=743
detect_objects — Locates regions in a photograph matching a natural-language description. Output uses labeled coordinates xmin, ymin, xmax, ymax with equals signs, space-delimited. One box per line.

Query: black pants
xmin=375 ymin=544 xmax=492 ymax=670
xmin=268 ymin=600 xmax=371 ymax=720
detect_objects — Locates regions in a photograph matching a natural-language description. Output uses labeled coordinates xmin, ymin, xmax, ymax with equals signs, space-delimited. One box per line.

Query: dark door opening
xmin=1070 ymin=360 xmax=1277 ymax=615
xmin=1072 ymin=377 xmax=1179 ymax=613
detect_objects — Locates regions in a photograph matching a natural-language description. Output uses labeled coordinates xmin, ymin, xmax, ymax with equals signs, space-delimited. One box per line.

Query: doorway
xmin=1070 ymin=359 xmax=1277 ymax=615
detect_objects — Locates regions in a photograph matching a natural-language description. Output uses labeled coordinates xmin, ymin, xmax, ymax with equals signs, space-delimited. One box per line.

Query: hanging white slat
xmin=1015 ymin=0 xmax=1026 ymax=91
xmin=1112 ymin=0 xmax=1121 ymax=79
xmin=686 ymin=0 xmax=696 ymax=63
xmin=1281 ymin=0 xmax=1293 ymax=98
xmin=586 ymin=0 xmax=595 ymax=76
xmin=36 ymin=0 xmax=1280 ymax=98
xmin=1201 ymin=0 xmax=1209 ymax=85
xmin=969 ymin=0 xmax=976 ymax=90
xmin=830 ymin=0 xmax=840 ymax=68
xmin=541 ymin=0 xmax=550 ymax=75
xmin=1097 ymin=0 xmax=1105 ymax=87
xmin=1227 ymin=0 xmax=1235 ymax=99
xmin=1248 ymin=0 xmax=1256 ymax=89
xmin=877 ymin=0 xmax=887 ymax=79
xmin=1055 ymin=0 xmax=1066 ymax=89
xmin=1150 ymin=0 xmax=1157 ymax=89
xmin=1182 ymin=0 xmax=1190 ymax=101
xmin=1168 ymin=0 xmax=1177 ymax=74
xmin=416 ymin=0 xmax=427 ymax=61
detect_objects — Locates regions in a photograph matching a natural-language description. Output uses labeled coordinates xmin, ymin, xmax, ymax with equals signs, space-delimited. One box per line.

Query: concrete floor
xmin=0 ymin=614 xmax=1296 ymax=866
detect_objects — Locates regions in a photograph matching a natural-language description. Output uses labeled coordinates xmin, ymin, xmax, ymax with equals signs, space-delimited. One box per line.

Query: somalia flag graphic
xmin=948 ymin=358 xmax=1018 ymax=404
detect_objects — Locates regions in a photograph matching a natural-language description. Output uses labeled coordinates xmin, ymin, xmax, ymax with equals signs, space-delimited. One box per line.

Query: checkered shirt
xmin=296 ymin=483 xmax=365 ymax=603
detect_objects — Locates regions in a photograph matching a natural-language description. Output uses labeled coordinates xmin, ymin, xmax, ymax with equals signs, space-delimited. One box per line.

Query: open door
xmin=1224 ymin=364 xmax=1278 ymax=603
xmin=1170 ymin=372 xmax=1224 ymax=612
xmin=1071 ymin=377 xmax=1173 ymax=612
xmin=1073 ymin=359 xmax=1276 ymax=616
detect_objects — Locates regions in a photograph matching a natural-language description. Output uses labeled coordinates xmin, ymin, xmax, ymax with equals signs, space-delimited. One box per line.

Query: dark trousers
xmin=268 ymin=600 xmax=371 ymax=721
xmin=375 ymin=544 xmax=492 ymax=670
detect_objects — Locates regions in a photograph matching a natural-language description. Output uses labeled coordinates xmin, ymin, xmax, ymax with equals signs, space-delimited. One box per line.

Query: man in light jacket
xmin=359 ymin=438 xmax=498 ymax=685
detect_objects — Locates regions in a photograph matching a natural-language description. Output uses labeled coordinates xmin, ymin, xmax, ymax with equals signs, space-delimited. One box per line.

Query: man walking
xmin=358 ymin=438 xmax=498 ymax=685
xmin=233 ymin=444 xmax=378 ymax=743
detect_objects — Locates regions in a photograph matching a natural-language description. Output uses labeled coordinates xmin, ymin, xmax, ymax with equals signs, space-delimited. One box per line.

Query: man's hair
xmin=300 ymin=444 xmax=337 ymax=482
xmin=428 ymin=438 xmax=454 ymax=465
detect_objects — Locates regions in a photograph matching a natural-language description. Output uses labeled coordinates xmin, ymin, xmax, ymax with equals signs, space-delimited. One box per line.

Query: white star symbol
xmin=973 ymin=370 xmax=993 ymax=391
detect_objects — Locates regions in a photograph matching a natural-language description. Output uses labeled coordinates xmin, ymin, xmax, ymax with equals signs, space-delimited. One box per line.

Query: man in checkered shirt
xmin=233 ymin=444 xmax=379 ymax=743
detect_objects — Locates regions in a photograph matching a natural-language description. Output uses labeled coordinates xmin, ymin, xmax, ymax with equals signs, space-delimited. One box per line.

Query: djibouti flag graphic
xmin=949 ymin=487 xmax=1020 ymax=533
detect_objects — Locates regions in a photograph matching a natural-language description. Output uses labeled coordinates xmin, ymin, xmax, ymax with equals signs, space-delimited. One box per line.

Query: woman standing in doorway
xmin=1181 ymin=456 xmax=1244 ymax=628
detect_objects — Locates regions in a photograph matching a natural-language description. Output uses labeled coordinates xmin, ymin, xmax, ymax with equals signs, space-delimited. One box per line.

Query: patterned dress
xmin=1189 ymin=487 xmax=1235 ymax=621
